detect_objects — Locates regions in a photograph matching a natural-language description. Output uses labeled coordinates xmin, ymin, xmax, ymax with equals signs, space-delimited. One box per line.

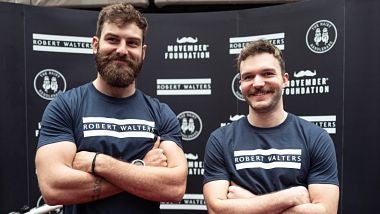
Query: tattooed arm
xmin=35 ymin=141 xmax=121 ymax=205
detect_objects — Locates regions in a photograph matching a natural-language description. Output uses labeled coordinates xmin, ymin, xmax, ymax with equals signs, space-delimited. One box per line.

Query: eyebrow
xmin=103 ymin=33 xmax=142 ymax=42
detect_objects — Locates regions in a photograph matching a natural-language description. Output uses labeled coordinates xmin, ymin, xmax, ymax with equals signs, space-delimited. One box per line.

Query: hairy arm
xmin=203 ymin=180 xmax=310 ymax=214
xmin=35 ymin=141 xmax=122 ymax=205
xmin=74 ymin=139 xmax=188 ymax=202
xmin=281 ymin=184 xmax=339 ymax=214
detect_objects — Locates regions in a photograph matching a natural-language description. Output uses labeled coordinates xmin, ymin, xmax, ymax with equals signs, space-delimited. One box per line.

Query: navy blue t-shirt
xmin=38 ymin=83 xmax=182 ymax=214
xmin=203 ymin=113 xmax=339 ymax=195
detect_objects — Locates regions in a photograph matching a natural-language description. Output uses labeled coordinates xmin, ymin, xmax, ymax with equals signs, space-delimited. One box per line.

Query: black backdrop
xmin=0 ymin=0 xmax=379 ymax=213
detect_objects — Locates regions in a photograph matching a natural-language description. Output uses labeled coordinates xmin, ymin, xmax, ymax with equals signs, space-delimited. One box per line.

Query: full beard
xmin=95 ymin=51 xmax=142 ymax=88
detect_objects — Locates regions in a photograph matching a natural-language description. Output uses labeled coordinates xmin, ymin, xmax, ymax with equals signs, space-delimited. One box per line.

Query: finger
xmin=152 ymin=136 xmax=161 ymax=149
xmin=161 ymin=153 xmax=167 ymax=161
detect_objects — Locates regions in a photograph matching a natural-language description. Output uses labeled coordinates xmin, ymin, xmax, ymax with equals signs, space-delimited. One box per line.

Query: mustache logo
xmin=229 ymin=115 xmax=245 ymax=121
xmin=176 ymin=37 xmax=198 ymax=44
xmin=294 ymin=70 xmax=317 ymax=78
xmin=185 ymin=153 xmax=199 ymax=160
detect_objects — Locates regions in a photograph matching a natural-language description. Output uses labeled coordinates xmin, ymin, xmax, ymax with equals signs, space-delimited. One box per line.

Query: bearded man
xmin=35 ymin=3 xmax=187 ymax=214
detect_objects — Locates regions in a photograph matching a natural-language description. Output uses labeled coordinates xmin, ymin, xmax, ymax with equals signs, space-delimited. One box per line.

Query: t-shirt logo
xmin=82 ymin=117 xmax=156 ymax=139
xmin=234 ymin=149 xmax=302 ymax=170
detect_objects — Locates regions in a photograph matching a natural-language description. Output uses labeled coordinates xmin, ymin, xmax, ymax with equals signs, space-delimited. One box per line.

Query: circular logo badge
xmin=34 ymin=69 xmax=67 ymax=100
xmin=306 ymin=20 xmax=337 ymax=54
xmin=231 ymin=73 xmax=244 ymax=101
xmin=177 ymin=111 xmax=202 ymax=141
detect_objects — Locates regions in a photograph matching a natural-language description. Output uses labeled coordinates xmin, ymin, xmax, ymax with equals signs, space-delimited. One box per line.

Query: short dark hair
xmin=236 ymin=39 xmax=285 ymax=74
xmin=96 ymin=3 xmax=148 ymax=41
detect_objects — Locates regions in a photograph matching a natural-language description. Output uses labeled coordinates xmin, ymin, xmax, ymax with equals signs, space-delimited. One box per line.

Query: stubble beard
xmin=95 ymin=49 xmax=142 ymax=88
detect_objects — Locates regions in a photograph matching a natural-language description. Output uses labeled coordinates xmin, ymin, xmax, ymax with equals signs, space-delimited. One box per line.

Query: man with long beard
xmin=35 ymin=3 xmax=187 ymax=214
xmin=203 ymin=40 xmax=339 ymax=214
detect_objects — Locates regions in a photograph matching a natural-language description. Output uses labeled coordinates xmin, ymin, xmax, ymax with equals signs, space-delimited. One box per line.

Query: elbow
xmin=206 ymin=204 xmax=223 ymax=214
xmin=38 ymin=181 xmax=67 ymax=205
xmin=40 ymin=189 xmax=64 ymax=206
xmin=167 ymin=182 xmax=186 ymax=202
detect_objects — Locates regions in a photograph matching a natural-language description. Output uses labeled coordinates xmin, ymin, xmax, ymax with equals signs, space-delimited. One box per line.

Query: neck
xmin=93 ymin=76 xmax=136 ymax=98
xmin=247 ymin=108 xmax=288 ymax=128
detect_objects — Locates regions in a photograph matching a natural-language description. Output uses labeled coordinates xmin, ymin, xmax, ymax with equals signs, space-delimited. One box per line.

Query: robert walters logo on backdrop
xmin=300 ymin=115 xmax=336 ymax=134
xmin=161 ymin=194 xmax=206 ymax=210
xmin=33 ymin=33 xmax=92 ymax=54
xmin=164 ymin=36 xmax=210 ymax=60
xmin=34 ymin=69 xmax=67 ymax=100
xmin=156 ymin=78 xmax=211 ymax=95
xmin=284 ymin=69 xmax=330 ymax=96
xmin=306 ymin=20 xmax=337 ymax=54
xmin=177 ymin=111 xmax=202 ymax=141
xmin=229 ymin=32 xmax=285 ymax=54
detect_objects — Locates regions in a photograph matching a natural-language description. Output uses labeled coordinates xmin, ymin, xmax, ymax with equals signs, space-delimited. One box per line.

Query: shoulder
xmin=288 ymin=113 xmax=325 ymax=133
xmin=44 ymin=83 xmax=91 ymax=115
xmin=136 ymin=89 xmax=174 ymax=112
xmin=52 ymin=83 xmax=90 ymax=103
xmin=210 ymin=116 xmax=247 ymax=139
xmin=287 ymin=113 xmax=333 ymax=147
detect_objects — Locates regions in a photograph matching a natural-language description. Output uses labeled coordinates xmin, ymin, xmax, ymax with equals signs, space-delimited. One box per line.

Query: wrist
xmin=131 ymin=159 xmax=145 ymax=166
xmin=91 ymin=153 xmax=100 ymax=175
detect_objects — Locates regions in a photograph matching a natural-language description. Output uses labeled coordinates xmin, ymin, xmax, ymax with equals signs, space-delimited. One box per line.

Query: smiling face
xmin=239 ymin=53 xmax=288 ymax=114
xmin=92 ymin=21 xmax=146 ymax=88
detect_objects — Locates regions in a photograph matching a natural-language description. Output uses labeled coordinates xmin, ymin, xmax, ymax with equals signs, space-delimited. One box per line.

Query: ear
xmin=92 ymin=36 xmax=99 ymax=54
xmin=239 ymin=85 xmax=242 ymax=91
xmin=283 ymin=72 xmax=289 ymax=87
xmin=142 ymin=44 xmax=147 ymax=60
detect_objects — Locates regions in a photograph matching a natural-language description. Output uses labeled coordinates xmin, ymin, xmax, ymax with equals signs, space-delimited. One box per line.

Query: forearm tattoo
xmin=92 ymin=176 xmax=103 ymax=201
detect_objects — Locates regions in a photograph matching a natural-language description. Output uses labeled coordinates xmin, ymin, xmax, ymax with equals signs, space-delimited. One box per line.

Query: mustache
xmin=107 ymin=53 xmax=134 ymax=65
xmin=176 ymin=37 xmax=198 ymax=44
xmin=250 ymin=88 xmax=275 ymax=96
xmin=185 ymin=153 xmax=199 ymax=160
xmin=294 ymin=70 xmax=317 ymax=78
xmin=229 ymin=115 xmax=245 ymax=121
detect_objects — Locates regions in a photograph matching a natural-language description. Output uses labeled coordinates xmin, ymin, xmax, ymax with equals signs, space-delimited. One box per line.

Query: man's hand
xmin=286 ymin=186 xmax=311 ymax=206
xmin=143 ymin=136 xmax=168 ymax=167
xmin=227 ymin=181 xmax=257 ymax=199
xmin=72 ymin=151 xmax=96 ymax=173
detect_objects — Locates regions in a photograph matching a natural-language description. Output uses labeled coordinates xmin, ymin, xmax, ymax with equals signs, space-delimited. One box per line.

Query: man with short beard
xmin=35 ymin=3 xmax=187 ymax=214
xmin=203 ymin=40 xmax=339 ymax=214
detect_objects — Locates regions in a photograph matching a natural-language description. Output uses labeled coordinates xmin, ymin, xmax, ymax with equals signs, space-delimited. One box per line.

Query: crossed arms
xmin=35 ymin=137 xmax=188 ymax=205
xmin=203 ymin=180 xmax=339 ymax=214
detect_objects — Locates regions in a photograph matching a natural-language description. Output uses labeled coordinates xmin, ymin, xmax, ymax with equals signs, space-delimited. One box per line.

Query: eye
xmin=106 ymin=37 xmax=119 ymax=44
xmin=263 ymin=70 xmax=276 ymax=77
xmin=127 ymin=40 xmax=141 ymax=48
xmin=242 ymin=75 xmax=254 ymax=82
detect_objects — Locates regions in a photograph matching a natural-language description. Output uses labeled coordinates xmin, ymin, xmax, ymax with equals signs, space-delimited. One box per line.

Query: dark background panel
xmin=343 ymin=0 xmax=380 ymax=213
xmin=24 ymin=5 xmax=99 ymax=210
xmin=0 ymin=3 xmax=28 ymax=213
xmin=1 ymin=0 xmax=380 ymax=213
xmin=140 ymin=11 xmax=238 ymax=213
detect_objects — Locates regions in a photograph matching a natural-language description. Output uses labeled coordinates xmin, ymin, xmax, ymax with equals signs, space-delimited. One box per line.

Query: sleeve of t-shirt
xmin=156 ymin=102 xmax=182 ymax=148
xmin=308 ymin=130 xmax=339 ymax=186
xmin=203 ymin=130 xmax=230 ymax=184
xmin=37 ymin=95 xmax=75 ymax=148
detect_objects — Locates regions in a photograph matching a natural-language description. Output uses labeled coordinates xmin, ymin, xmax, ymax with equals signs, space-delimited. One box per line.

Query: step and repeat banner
xmin=0 ymin=0 xmax=344 ymax=213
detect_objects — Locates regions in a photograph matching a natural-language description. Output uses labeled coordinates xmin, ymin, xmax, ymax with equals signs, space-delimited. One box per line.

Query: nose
xmin=115 ymin=42 xmax=129 ymax=56
xmin=251 ymin=76 xmax=265 ymax=87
